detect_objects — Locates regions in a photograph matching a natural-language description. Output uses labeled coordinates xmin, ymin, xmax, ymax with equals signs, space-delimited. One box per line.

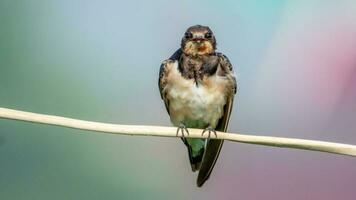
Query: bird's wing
xmin=197 ymin=53 xmax=237 ymax=187
xmin=158 ymin=61 xmax=171 ymax=115
xmin=158 ymin=49 xmax=182 ymax=115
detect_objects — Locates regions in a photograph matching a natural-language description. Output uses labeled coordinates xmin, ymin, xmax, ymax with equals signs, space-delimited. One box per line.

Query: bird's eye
xmin=185 ymin=32 xmax=193 ymax=39
xmin=205 ymin=32 xmax=212 ymax=39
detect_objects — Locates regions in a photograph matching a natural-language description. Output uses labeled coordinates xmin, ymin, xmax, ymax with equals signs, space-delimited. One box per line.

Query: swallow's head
xmin=181 ymin=25 xmax=216 ymax=56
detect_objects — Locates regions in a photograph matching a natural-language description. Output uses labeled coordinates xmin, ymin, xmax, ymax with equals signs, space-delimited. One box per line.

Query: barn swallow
xmin=158 ymin=25 xmax=237 ymax=187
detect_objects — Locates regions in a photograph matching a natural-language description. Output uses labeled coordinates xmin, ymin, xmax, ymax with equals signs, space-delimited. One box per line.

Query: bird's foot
xmin=176 ymin=123 xmax=189 ymax=138
xmin=201 ymin=126 xmax=217 ymax=139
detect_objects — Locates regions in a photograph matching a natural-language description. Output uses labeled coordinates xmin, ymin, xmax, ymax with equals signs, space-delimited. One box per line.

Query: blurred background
xmin=1 ymin=0 xmax=356 ymax=199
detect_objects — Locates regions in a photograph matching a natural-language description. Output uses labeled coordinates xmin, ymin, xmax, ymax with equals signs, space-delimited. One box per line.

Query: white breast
xmin=164 ymin=61 xmax=228 ymax=128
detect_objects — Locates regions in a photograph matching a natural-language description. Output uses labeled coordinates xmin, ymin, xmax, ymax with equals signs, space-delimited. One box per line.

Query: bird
xmin=158 ymin=25 xmax=237 ymax=187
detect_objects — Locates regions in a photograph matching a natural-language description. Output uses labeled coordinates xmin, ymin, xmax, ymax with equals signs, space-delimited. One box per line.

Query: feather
xmin=196 ymin=53 xmax=236 ymax=187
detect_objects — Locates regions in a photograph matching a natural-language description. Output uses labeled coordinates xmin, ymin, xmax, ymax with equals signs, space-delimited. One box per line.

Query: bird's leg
xmin=176 ymin=122 xmax=189 ymax=138
xmin=201 ymin=126 xmax=217 ymax=139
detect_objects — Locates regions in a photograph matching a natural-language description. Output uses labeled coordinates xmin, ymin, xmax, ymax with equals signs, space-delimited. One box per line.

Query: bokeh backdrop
xmin=1 ymin=0 xmax=356 ymax=199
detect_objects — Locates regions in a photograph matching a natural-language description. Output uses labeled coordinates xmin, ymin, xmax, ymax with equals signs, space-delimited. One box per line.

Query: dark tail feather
xmin=196 ymin=139 xmax=224 ymax=187
xmin=196 ymin=98 xmax=234 ymax=187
